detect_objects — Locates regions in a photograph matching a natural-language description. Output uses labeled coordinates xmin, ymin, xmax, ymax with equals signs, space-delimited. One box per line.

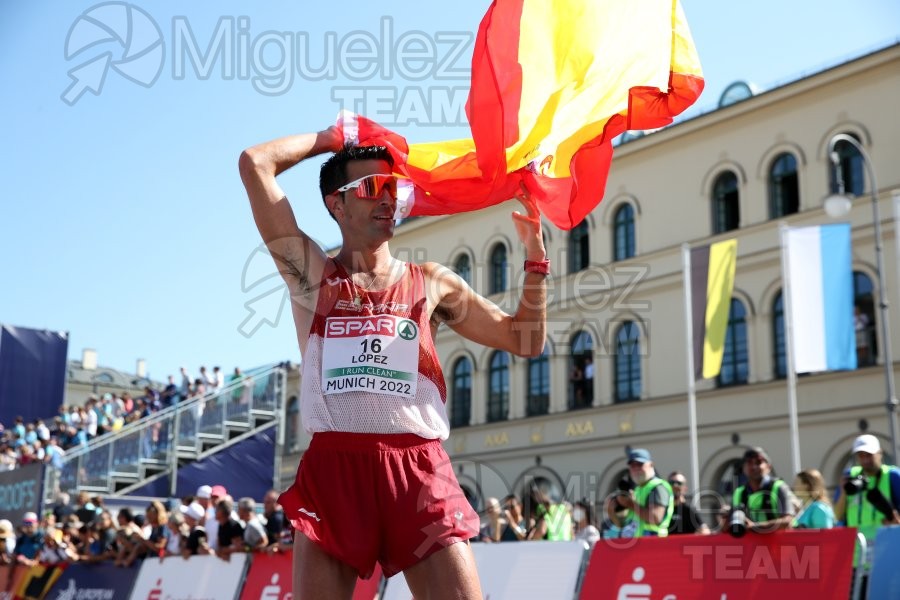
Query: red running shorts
xmin=278 ymin=431 xmax=479 ymax=578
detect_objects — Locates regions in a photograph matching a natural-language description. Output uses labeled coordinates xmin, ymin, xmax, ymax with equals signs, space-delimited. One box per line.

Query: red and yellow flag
xmin=339 ymin=0 xmax=704 ymax=230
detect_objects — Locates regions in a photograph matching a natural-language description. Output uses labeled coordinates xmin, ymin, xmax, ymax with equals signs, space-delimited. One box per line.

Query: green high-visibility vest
xmin=847 ymin=464 xmax=895 ymax=568
xmin=732 ymin=479 xmax=784 ymax=524
xmin=633 ymin=477 xmax=674 ymax=537
xmin=544 ymin=503 xmax=572 ymax=541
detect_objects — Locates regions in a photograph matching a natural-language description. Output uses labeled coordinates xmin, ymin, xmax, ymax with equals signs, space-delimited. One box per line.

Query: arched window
xmin=454 ymin=254 xmax=472 ymax=286
xmin=613 ymin=204 xmax=636 ymax=261
xmin=614 ymin=321 xmax=641 ymax=402
xmin=93 ymin=372 xmax=114 ymax=384
xmin=607 ymin=468 xmax=630 ymax=496
xmin=568 ymin=331 xmax=594 ymax=409
xmin=712 ymin=171 xmax=740 ymax=234
xmin=772 ymin=292 xmax=786 ymax=379
xmin=487 ymin=352 xmax=509 ymax=422
xmin=854 ymin=271 xmax=876 ymax=367
xmin=715 ymin=458 xmax=746 ymax=501
xmin=459 ymin=483 xmax=481 ymax=512
xmin=451 ymin=358 xmax=472 ymax=428
xmin=768 ymin=153 xmax=799 ymax=218
xmin=718 ymin=299 xmax=749 ymax=387
xmin=569 ymin=221 xmax=590 ymax=272
xmin=489 ymin=244 xmax=508 ymax=295
xmin=830 ymin=134 xmax=865 ymax=197
xmin=527 ymin=346 xmax=550 ymax=416
xmin=518 ymin=471 xmax=565 ymax=524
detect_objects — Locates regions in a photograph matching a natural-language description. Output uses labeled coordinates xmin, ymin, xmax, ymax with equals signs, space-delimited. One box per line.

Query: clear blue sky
xmin=1 ymin=0 xmax=898 ymax=382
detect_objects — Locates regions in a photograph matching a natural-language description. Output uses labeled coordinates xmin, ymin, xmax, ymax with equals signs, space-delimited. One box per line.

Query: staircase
xmin=46 ymin=365 xmax=287 ymax=500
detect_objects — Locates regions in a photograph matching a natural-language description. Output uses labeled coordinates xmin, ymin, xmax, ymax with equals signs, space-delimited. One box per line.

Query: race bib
xmin=322 ymin=315 xmax=419 ymax=398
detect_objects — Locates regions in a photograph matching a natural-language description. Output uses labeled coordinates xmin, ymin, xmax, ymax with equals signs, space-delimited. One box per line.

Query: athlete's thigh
xmin=293 ymin=533 xmax=358 ymax=600
xmin=402 ymin=541 xmax=482 ymax=600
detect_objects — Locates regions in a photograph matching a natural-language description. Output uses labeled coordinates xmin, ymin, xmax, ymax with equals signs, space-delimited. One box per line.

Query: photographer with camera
xmin=834 ymin=434 xmax=900 ymax=567
xmin=730 ymin=447 xmax=795 ymax=536
xmin=609 ymin=449 xmax=674 ymax=537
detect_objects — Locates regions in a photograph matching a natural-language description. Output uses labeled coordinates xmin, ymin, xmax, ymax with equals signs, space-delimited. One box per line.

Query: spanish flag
xmin=690 ymin=240 xmax=738 ymax=380
xmin=340 ymin=0 xmax=704 ymax=230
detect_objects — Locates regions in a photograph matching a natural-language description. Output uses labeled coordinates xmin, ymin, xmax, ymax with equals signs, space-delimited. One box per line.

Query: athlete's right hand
xmin=320 ymin=125 xmax=344 ymax=153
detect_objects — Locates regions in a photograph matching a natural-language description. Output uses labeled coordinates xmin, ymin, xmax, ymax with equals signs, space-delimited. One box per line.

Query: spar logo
xmin=326 ymin=316 xmax=396 ymax=338
xmin=397 ymin=319 xmax=417 ymax=340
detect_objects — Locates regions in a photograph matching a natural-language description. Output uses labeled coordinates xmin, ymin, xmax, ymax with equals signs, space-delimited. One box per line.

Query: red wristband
xmin=524 ymin=258 xmax=550 ymax=275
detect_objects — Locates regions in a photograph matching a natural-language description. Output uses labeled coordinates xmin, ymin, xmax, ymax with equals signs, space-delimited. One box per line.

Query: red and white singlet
xmin=299 ymin=259 xmax=450 ymax=440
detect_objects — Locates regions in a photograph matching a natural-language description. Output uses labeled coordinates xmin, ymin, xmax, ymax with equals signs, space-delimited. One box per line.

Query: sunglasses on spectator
xmin=668 ymin=480 xmax=686 ymax=486
xmin=333 ymin=174 xmax=397 ymax=200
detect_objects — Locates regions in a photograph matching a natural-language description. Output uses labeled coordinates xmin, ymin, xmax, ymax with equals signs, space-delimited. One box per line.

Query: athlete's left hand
xmin=511 ymin=181 xmax=545 ymax=261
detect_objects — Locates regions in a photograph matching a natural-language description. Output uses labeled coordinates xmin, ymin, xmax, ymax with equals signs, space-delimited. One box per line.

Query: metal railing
xmin=44 ymin=365 xmax=286 ymax=501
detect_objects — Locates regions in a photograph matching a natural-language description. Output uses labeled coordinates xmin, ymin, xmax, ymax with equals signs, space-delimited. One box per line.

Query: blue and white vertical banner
xmin=783 ymin=223 xmax=856 ymax=373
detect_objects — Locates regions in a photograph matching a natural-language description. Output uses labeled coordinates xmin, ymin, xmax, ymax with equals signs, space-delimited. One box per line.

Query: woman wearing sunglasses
xmin=239 ymin=126 xmax=547 ymax=600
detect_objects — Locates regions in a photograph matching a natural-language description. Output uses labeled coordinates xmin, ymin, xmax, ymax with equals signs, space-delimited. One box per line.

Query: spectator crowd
xmin=473 ymin=434 xmax=899 ymax=595
xmin=474 ymin=435 xmax=900 ymax=549
xmin=0 ymin=485 xmax=293 ymax=568
xmin=0 ymin=366 xmax=248 ymax=472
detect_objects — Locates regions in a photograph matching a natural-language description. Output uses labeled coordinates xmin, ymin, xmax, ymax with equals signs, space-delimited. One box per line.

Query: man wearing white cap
xmin=195 ymin=485 xmax=220 ymax=550
xmin=180 ymin=503 xmax=211 ymax=557
xmin=835 ymin=434 xmax=900 ymax=565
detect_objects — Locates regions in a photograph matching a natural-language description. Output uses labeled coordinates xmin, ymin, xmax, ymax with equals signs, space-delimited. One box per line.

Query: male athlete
xmin=239 ymin=126 xmax=547 ymax=599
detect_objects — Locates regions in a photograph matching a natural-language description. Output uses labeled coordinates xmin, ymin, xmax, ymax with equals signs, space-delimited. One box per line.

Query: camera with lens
xmin=728 ymin=505 xmax=747 ymax=538
xmin=616 ymin=476 xmax=636 ymax=493
xmin=843 ymin=473 xmax=867 ymax=496
xmin=612 ymin=476 xmax=636 ymax=511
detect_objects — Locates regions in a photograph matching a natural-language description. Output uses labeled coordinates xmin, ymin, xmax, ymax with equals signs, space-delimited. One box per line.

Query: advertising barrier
xmin=1 ymin=528 xmax=861 ymax=600
xmin=381 ymin=541 xmax=588 ymax=600
xmin=240 ymin=550 xmax=382 ymax=600
xmin=240 ymin=551 xmax=293 ymax=600
xmin=0 ymin=462 xmax=44 ymax=525
xmin=580 ymin=529 xmax=856 ymax=599
xmin=8 ymin=564 xmax=67 ymax=600
xmin=44 ymin=562 xmax=139 ymax=600
xmin=0 ymin=564 xmax=27 ymax=600
xmin=868 ymin=524 xmax=900 ymax=599
xmin=130 ymin=554 xmax=249 ymax=600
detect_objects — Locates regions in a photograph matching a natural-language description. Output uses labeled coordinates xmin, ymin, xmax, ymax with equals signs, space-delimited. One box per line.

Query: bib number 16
xmin=360 ymin=339 xmax=382 ymax=353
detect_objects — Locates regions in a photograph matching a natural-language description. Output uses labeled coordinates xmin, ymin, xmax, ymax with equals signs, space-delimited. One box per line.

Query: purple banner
xmin=44 ymin=562 xmax=139 ymax=600
xmin=0 ymin=325 xmax=68 ymax=425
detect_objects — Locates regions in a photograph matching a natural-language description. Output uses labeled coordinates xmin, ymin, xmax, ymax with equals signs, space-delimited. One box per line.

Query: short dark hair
xmin=502 ymin=494 xmax=520 ymax=507
xmin=216 ymin=498 xmax=234 ymax=515
xmin=319 ymin=144 xmax=393 ymax=220
xmin=742 ymin=446 xmax=770 ymax=464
